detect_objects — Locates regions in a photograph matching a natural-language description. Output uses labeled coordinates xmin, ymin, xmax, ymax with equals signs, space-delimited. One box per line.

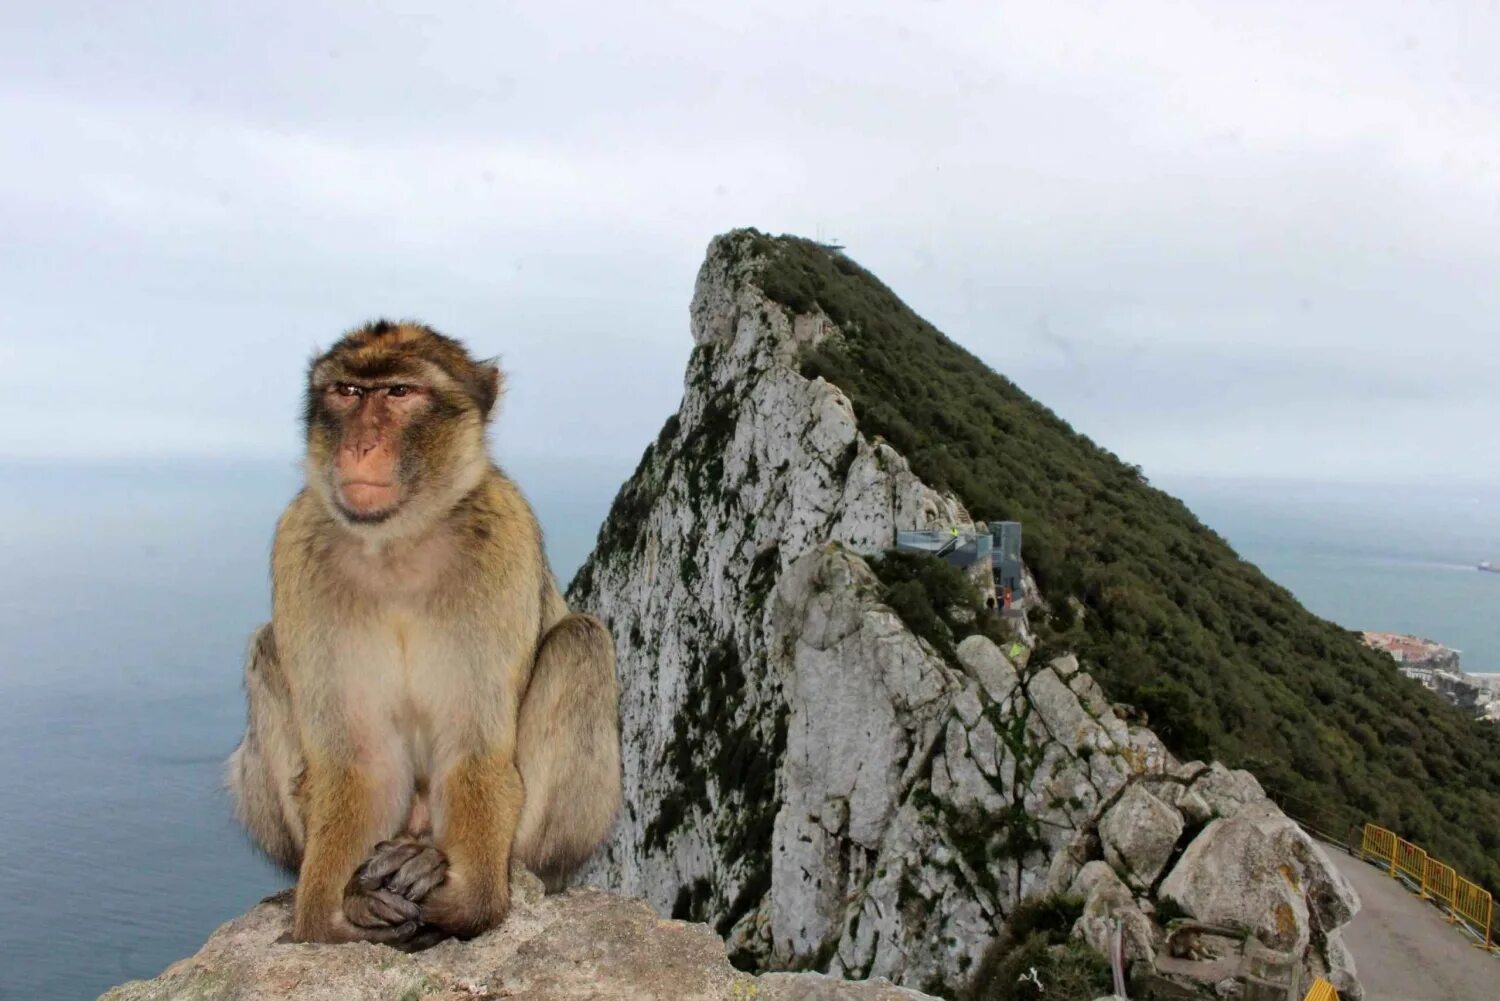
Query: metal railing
xmin=894 ymin=530 xmax=993 ymax=568
xmin=1262 ymin=784 xmax=1362 ymax=851
xmin=1302 ymin=977 xmax=1338 ymax=1001
xmin=1393 ymin=838 xmax=1428 ymax=887
xmin=1359 ymin=823 xmax=1496 ymax=951
xmin=1424 ymin=858 xmax=1459 ymax=913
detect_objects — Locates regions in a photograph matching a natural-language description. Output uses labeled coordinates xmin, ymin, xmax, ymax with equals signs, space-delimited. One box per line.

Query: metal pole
xmin=1110 ymin=918 xmax=1128 ymax=998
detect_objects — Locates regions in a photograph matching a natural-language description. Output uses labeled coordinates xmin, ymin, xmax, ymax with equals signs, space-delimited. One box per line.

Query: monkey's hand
xmin=353 ymin=838 xmax=449 ymax=903
xmin=341 ymin=838 xmax=449 ymax=949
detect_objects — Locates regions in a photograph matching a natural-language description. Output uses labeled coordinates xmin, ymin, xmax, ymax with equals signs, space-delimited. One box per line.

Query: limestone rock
xmin=1321 ymin=928 xmax=1362 ymax=1001
xmin=1070 ymin=862 xmax=1157 ymax=967
xmin=99 ymin=870 xmax=935 ymax=1001
xmin=956 ymin=634 xmax=1019 ymax=703
xmin=1099 ymin=784 xmax=1185 ymax=889
xmin=1175 ymin=788 xmax=1213 ymax=826
xmin=1240 ymin=803 xmax=1358 ymax=931
xmin=1158 ymin=816 xmax=1311 ymax=954
xmin=1191 ymin=762 xmax=1268 ymax=818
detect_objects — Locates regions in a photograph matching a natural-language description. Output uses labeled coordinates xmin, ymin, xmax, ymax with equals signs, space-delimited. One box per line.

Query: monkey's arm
xmin=294 ymin=758 xmax=422 ymax=944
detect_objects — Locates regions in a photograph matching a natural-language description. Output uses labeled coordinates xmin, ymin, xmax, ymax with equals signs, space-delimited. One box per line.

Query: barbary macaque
xmin=228 ymin=320 xmax=621 ymax=946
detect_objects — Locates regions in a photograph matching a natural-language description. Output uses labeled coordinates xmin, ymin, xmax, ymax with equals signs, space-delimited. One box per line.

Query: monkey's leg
xmin=514 ymin=613 xmax=622 ymax=890
xmin=228 ymin=627 xmax=420 ymax=944
xmin=226 ymin=625 xmax=304 ymax=872
xmin=419 ymin=750 xmax=525 ymax=938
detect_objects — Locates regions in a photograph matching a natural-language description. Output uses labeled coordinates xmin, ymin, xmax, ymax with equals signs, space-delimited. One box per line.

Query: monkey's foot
xmin=341 ymin=885 xmax=420 ymax=936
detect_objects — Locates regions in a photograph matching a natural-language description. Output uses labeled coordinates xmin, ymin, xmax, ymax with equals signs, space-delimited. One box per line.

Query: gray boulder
xmin=1192 ymin=762 xmax=1268 ymax=818
xmin=1322 ymin=928 xmax=1362 ymax=1001
xmin=1099 ymin=784 xmax=1185 ymax=888
xmin=1070 ymin=861 xmax=1157 ymax=967
xmin=956 ymin=634 xmax=1019 ymax=703
xmin=1244 ymin=803 xmax=1358 ymax=931
xmin=1158 ymin=816 xmax=1311 ymax=954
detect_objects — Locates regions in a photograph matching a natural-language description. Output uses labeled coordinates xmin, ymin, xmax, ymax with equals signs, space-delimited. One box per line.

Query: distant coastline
xmin=1361 ymin=630 xmax=1499 ymax=721
xmin=1161 ymin=476 xmax=1500 ymax=676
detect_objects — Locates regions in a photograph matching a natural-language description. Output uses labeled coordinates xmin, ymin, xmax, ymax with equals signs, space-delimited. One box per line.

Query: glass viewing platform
xmin=895 ymin=521 xmax=1025 ymax=599
xmin=894 ymin=530 xmax=993 ymax=568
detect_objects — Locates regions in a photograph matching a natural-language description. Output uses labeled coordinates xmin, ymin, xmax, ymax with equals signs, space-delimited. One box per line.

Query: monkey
xmin=226 ymin=320 xmax=621 ymax=947
xmin=1167 ymin=926 xmax=1210 ymax=961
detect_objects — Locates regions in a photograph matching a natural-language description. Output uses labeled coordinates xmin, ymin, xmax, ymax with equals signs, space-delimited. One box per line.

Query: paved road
xmin=1326 ymin=845 xmax=1498 ymax=1001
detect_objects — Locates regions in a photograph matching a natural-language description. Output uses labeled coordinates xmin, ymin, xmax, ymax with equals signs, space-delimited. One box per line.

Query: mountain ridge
xmin=567 ymin=229 xmax=1369 ymax=997
xmin=751 ymin=230 xmax=1500 ymax=890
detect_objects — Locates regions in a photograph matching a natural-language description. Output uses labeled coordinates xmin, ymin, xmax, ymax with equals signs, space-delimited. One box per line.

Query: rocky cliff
xmin=568 ymin=230 xmax=1362 ymax=999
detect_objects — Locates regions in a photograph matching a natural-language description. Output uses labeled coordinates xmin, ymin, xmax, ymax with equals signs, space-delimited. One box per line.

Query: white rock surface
xmin=1071 ymin=862 xmax=1157 ymax=967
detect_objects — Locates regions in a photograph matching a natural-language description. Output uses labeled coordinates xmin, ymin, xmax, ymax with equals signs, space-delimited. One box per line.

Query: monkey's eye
xmin=334 ymin=383 xmax=362 ymax=397
xmin=387 ymin=385 xmax=411 ymax=398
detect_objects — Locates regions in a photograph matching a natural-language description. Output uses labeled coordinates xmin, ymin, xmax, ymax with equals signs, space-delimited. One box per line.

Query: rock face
xmin=100 ymin=869 xmax=935 ymax=1001
xmin=568 ymin=230 xmax=1363 ymax=998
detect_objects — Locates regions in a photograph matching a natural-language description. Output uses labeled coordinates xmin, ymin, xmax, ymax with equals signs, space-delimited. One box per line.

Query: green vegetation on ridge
xmin=964 ymin=894 xmax=1108 ymax=1001
xmin=749 ymin=230 xmax=1500 ymax=893
xmin=869 ymin=549 xmax=1013 ymax=663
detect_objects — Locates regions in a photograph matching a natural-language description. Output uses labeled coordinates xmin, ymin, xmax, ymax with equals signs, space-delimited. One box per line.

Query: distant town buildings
xmin=1361 ymin=631 xmax=1500 ymax=721
xmin=1467 ymin=675 xmax=1500 ymax=723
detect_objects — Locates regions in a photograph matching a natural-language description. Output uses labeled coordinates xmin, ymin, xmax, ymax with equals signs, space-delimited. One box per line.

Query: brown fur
xmin=226 ymin=322 xmax=621 ymax=945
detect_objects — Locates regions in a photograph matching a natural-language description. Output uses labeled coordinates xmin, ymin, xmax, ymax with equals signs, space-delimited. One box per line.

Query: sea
xmin=0 ymin=460 xmax=1496 ymax=1000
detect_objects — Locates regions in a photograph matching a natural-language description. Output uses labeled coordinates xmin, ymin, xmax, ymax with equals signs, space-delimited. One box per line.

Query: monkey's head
xmin=304 ymin=321 xmax=502 ymax=536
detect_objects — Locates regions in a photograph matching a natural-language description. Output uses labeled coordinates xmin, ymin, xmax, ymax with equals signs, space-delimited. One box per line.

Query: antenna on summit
xmin=812 ymin=224 xmax=845 ymax=252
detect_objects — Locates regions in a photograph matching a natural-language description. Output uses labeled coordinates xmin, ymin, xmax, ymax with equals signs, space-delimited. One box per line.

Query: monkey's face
xmin=319 ymin=380 xmax=430 ymax=521
xmin=304 ymin=323 xmax=501 ymax=534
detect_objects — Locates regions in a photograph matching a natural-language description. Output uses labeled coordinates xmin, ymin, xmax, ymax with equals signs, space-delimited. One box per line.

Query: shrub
xmin=966 ymin=895 xmax=1108 ymax=1001
xmin=871 ymin=550 xmax=1008 ymax=663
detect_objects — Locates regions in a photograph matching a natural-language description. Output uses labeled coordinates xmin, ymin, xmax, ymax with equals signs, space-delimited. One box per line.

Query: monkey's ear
xmin=476 ymin=362 xmax=504 ymax=419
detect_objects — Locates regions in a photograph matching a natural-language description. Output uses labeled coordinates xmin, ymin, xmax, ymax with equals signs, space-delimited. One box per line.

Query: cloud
xmin=0 ymin=1 xmax=1495 ymax=483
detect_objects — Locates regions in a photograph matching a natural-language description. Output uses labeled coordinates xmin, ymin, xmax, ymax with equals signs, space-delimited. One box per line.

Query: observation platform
xmin=895 ymin=521 xmax=1026 ymax=601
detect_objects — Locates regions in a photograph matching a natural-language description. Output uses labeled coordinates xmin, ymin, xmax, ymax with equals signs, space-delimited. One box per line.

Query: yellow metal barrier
xmin=1361 ymin=822 xmax=1496 ymax=950
xmin=1454 ymin=877 xmax=1494 ymax=949
xmin=1302 ymin=977 xmax=1339 ymax=1001
xmin=1360 ymin=823 xmax=1398 ymax=871
xmin=1423 ymin=858 xmax=1459 ymax=911
xmin=1394 ymin=838 xmax=1428 ymax=887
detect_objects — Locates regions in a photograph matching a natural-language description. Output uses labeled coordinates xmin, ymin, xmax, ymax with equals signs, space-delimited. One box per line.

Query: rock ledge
xmin=101 ymin=869 xmax=934 ymax=1001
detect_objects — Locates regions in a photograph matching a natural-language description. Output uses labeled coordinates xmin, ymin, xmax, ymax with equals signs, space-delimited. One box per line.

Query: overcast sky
xmin=2 ymin=1 xmax=1497 ymax=486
